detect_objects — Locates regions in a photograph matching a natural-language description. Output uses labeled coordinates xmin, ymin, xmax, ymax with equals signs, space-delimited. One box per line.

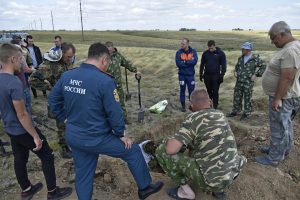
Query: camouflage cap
xmin=44 ymin=49 xmax=62 ymax=62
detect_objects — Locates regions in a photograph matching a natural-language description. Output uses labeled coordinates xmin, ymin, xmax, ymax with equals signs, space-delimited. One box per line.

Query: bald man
xmin=155 ymin=89 xmax=246 ymax=200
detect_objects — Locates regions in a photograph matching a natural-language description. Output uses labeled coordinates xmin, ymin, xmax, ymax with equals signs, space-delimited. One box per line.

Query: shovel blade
xmin=138 ymin=108 xmax=145 ymax=123
xmin=125 ymin=92 xmax=131 ymax=101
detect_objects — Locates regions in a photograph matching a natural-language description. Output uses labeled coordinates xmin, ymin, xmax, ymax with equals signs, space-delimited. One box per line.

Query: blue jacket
xmin=175 ymin=46 xmax=198 ymax=76
xmin=200 ymin=47 xmax=226 ymax=76
xmin=48 ymin=63 xmax=125 ymax=138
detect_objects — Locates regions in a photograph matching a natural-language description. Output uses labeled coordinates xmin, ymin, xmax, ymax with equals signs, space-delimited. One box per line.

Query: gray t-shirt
xmin=0 ymin=73 xmax=27 ymax=135
xmin=262 ymin=40 xmax=300 ymax=98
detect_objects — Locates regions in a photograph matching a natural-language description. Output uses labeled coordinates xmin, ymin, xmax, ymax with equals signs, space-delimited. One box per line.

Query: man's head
xmin=12 ymin=35 xmax=22 ymax=44
xmin=207 ymin=40 xmax=216 ymax=52
xmin=241 ymin=42 xmax=252 ymax=56
xmin=61 ymin=42 xmax=76 ymax=64
xmin=180 ymin=38 xmax=189 ymax=51
xmin=105 ymin=41 xmax=115 ymax=56
xmin=0 ymin=43 xmax=23 ymax=73
xmin=26 ymin=35 xmax=34 ymax=47
xmin=269 ymin=21 xmax=293 ymax=48
xmin=54 ymin=35 xmax=62 ymax=47
xmin=190 ymin=89 xmax=213 ymax=111
xmin=87 ymin=42 xmax=111 ymax=72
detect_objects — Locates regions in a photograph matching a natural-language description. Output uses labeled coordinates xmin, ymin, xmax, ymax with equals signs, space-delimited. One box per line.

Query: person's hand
xmin=120 ymin=136 xmax=133 ymax=149
xmin=271 ymin=99 xmax=282 ymax=112
xmin=33 ymin=135 xmax=43 ymax=151
xmin=251 ymin=74 xmax=257 ymax=81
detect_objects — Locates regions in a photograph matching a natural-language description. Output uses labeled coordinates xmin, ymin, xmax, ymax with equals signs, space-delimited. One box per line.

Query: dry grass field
xmin=1 ymin=30 xmax=300 ymax=200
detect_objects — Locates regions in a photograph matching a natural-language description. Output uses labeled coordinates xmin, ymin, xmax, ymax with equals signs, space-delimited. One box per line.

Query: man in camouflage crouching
xmin=227 ymin=42 xmax=266 ymax=121
xmin=29 ymin=42 xmax=75 ymax=159
xmin=155 ymin=89 xmax=247 ymax=200
xmin=105 ymin=41 xmax=141 ymax=124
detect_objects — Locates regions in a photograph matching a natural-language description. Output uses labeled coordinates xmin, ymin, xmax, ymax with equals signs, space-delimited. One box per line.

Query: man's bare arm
xmin=12 ymin=100 xmax=42 ymax=151
xmin=165 ymin=138 xmax=183 ymax=155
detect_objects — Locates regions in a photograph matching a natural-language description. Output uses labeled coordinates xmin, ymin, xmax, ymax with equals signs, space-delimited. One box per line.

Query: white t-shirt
xmin=262 ymin=40 xmax=300 ymax=98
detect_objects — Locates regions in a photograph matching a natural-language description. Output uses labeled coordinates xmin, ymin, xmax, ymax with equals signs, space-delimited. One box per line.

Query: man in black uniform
xmin=200 ymin=40 xmax=227 ymax=109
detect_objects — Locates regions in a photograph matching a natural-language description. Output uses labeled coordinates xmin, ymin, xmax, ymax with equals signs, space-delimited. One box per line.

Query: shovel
xmin=125 ymin=68 xmax=131 ymax=101
xmin=135 ymin=74 xmax=145 ymax=123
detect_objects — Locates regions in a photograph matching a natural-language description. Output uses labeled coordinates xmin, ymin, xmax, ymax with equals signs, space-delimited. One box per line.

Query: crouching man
xmin=156 ymin=89 xmax=247 ymax=199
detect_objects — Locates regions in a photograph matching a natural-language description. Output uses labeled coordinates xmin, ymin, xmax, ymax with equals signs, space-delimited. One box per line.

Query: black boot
xmin=138 ymin=181 xmax=163 ymax=200
xmin=180 ymin=102 xmax=186 ymax=112
xmin=61 ymin=146 xmax=72 ymax=159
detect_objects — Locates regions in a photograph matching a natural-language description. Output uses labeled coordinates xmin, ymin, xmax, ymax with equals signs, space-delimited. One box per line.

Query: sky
xmin=0 ymin=0 xmax=300 ymax=31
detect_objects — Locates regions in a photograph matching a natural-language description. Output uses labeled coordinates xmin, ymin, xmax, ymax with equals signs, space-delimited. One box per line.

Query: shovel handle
xmin=135 ymin=73 xmax=141 ymax=81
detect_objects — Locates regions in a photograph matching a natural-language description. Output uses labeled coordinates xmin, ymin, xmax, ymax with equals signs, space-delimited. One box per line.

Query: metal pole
xmin=40 ymin=18 xmax=43 ymax=31
xmin=79 ymin=0 xmax=84 ymax=41
xmin=51 ymin=10 xmax=55 ymax=32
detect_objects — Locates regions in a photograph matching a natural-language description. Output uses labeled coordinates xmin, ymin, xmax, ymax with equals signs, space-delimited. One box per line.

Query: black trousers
xmin=204 ymin=74 xmax=221 ymax=109
xmin=8 ymin=127 xmax=56 ymax=191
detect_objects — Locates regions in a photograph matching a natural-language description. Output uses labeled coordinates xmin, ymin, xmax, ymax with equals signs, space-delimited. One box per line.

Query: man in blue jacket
xmin=199 ymin=40 xmax=227 ymax=109
xmin=48 ymin=43 xmax=163 ymax=200
xmin=175 ymin=38 xmax=198 ymax=112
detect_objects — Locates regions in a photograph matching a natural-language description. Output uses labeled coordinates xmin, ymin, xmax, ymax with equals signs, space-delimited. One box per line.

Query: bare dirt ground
xmin=1 ymin=48 xmax=300 ymax=200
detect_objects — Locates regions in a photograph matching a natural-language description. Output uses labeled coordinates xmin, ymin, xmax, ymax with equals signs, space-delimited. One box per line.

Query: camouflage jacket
xmin=107 ymin=51 xmax=137 ymax=89
xmin=29 ymin=60 xmax=73 ymax=91
xmin=173 ymin=109 xmax=247 ymax=190
xmin=235 ymin=53 xmax=266 ymax=83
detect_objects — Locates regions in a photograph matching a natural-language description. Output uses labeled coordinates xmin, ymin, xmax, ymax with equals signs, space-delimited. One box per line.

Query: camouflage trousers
xmin=232 ymin=81 xmax=254 ymax=115
xmin=155 ymin=143 xmax=217 ymax=192
xmin=267 ymin=96 xmax=300 ymax=161
xmin=55 ymin=119 xmax=68 ymax=150
xmin=116 ymin=86 xmax=127 ymax=119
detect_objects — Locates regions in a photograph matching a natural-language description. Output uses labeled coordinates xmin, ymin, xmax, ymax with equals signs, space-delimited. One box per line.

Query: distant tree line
xmin=179 ymin=28 xmax=197 ymax=31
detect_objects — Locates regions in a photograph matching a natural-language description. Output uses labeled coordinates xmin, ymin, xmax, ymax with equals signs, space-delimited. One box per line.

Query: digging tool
xmin=125 ymin=68 xmax=131 ymax=101
xmin=135 ymin=74 xmax=145 ymax=123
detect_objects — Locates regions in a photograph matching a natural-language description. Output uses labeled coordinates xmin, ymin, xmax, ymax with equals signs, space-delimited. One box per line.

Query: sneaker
xmin=21 ymin=182 xmax=43 ymax=200
xmin=138 ymin=181 xmax=164 ymax=200
xmin=181 ymin=107 xmax=186 ymax=112
xmin=47 ymin=186 xmax=73 ymax=200
xmin=226 ymin=112 xmax=237 ymax=117
xmin=212 ymin=192 xmax=226 ymax=199
xmin=254 ymin=156 xmax=279 ymax=167
xmin=240 ymin=113 xmax=249 ymax=121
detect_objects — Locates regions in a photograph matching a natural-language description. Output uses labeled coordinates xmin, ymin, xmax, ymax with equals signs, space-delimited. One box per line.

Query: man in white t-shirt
xmin=255 ymin=21 xmax=300 ymax=166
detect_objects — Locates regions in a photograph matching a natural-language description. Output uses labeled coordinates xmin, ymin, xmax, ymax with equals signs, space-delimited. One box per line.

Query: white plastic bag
xmin=149 ymin=100 xmax=168 ymax=114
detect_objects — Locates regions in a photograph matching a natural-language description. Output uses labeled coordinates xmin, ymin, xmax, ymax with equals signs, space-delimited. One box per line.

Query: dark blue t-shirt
xmin=0 ymin=73 xmax=27 ymax=135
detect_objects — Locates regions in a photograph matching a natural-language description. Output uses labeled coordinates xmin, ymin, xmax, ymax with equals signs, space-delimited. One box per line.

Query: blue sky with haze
xmin=0 ymin=0 xmax=299 ymax=31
